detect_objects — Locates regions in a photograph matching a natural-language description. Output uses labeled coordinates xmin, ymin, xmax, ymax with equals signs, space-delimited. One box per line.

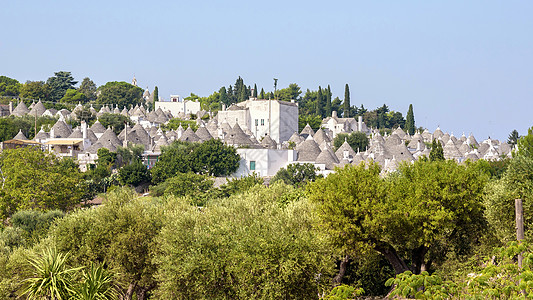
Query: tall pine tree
xmin=259 ymin=88 xmax=265 ymax=99
xmin=316 ymin=86 xmax=323 ymax=118
xmin=405 ymin=104 xmax=415 ymax=135
xmin=325 ymin=85 xmax=332 ymax=117
xmin=253 ymin=84 xmax=258 ymax=98
xmin=344 ymin=84 xmax=350 ymax=118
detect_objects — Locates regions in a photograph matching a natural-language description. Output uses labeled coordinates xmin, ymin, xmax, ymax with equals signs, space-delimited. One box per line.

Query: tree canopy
xmin=308 ymin=160 xmax=489 ymax=275
xmin=0 ymin=147 xmax=83 ymax=219
xmin=46 ymin=71 xmax=77 ymax=102
xmin=96 ymin=81 xmax=144 ymax=108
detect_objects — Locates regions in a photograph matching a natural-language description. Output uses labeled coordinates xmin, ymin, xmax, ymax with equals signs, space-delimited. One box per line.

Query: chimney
xmin=81 ymin=121 xmax=87 ymax=139
xmin=9 ymin=101 xmax=13 ymax=114
xmin=222 ymin=103 xmax=226 ymax=111
xmin=123 ymin=124 xmax=128 ymax=148
xmin=417 ymin=140 xmax=421 ymax=151
xmin=332 ymin=111 xmax=337 ymax=118
xmin=358 ymin=116 xmax=363 ymax=132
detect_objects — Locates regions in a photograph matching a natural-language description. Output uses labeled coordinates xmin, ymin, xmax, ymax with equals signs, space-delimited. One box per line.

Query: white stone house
xmin=155 ymin=95 xmax=202 ymax=116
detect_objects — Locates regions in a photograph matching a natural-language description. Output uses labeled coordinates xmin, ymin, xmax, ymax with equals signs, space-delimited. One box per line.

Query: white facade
xmin=155 ymin=97 xmax=202 ymax=116
xmin=217 ymin=98 xmax=298 ymax=144
xmin=235 ymin=148 xmax=297 ymax=177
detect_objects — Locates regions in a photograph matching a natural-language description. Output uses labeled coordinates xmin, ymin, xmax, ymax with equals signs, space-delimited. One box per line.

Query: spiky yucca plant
xmin=73 ymin=263 xmax=118 ymax=300
xmin=22 ymin=247 xmax=81 ymax=300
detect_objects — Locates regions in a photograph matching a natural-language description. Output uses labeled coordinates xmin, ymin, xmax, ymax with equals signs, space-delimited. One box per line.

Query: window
xmin=261 ymin=119 xmax=265 ymax=126
xmin=250 ymin=161 xmax=256 ymax=170
xmin=255 ymin=119 xmax=258 ymax=126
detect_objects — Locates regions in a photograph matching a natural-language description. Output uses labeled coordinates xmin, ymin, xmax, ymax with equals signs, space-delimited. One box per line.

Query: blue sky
xmin=1 ymin=0 xmax=532 ymax=140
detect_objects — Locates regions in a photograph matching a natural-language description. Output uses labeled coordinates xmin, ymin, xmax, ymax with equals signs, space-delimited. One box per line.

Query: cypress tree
xmin=316 ymin=87 xmax=323 ymax=117
xmin=253 ymin=84 xmax=258 ymax=98
xmin=406 ymin=104 xmax=415 ymax=135
xmin=259 ymin=88 xmax=265 ymax=99
xmin=219 ymin=86 xmax=229 ymax=106
xmin=153 ymin=86 xmax=159 ymax=102
xmin=344 ymin=84 xmax=350 ymax=118
xmin=325 ymin=85 xmax=332 ymax=117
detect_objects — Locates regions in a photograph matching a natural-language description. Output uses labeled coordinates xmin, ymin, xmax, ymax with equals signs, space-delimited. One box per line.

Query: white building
xmin=217 ymin=98 xmax=298 ymax=144
xmin=235 ymin=148 xmax=297 ymax=177
xmin=155 ymin=95 xmax=202 ymax=116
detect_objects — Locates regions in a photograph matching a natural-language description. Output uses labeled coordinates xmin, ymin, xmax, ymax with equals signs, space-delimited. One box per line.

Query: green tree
xmin=0 ymin=118 xmax=19 ymax=142
xmin=333 ymin=132 xmax=369 ymax=152
xmin=118 ymin=159 xmax=151 ymax=187
xmin=161 ymin=118 xmax=198 ymax=131
xmin=219 ymin=86 xmax=229 ymax=107
xmin=60 ymin=88 xmax=88 ymax=104
xmin=343 ymin=84 xmax=350 ymax=118
xmin=98 ymin=113 xmax=130 ymax=135
xmin=0 ymin=147 xmax=82 ymax=219
xmin=316 ymin=86 xmax=324 ymax=118
xmin=325 ymin=85 xmax=332 ymax=117
xmin=78 ymin=77 xmax=97 ymax=101
xmin=46 ymin=71 xmax=77 ymax=102
xmin=51 ymin=188 xmax=164 ymax=299
xmin=253 ymin=84 xmax=258 ymax=98
xmin=190 ymin=138 xmax=240 ymax=177
xmin=276 ymin=83 xmax=302 ymax=102
xmin=96 ymin=81 xmax=144 ymax=108
xmin=259 ymin=88 xmax=265 ymax=99
xmin=508 ymin=129 xmax=519 ymax=146
xmin=405 ymin=104 xmax=415 ymax=135
xmin=153 ymin=183 xmax=333 ymax=299
xmin=271 ymin=163 xmax=321 ymax=187
xmin=517 ymin=126 xmax=533 ymax=157
xmin=19 ymin=81 xmax=51 ymax=101
xmin=308 ymin=160 xmax=488 ymax=275
xmin=96 ymin=148 xmax=117 ymax=168
xmin=298 ymin=114 xmax=322 ymax=132
xmin=153 ymin=86 xmax=158 ymax=102
xmin=429 ymin=139 xmax=444 ymax=161
xmin=151 ymin=172 xmax=214 ymax=205
xmin=0 ymin=76 xmax=21 ymax=97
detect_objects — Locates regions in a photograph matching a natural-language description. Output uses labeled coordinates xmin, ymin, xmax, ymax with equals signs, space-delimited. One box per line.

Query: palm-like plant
xmin=73 ymin=263 xmax=118 ymax=300
xmin=22 ymin=247 xmax=81 ymax=300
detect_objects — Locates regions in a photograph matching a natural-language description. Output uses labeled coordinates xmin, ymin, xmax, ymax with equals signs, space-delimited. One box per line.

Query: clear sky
xmin=1 ymin=0 xmax=532 ymax=141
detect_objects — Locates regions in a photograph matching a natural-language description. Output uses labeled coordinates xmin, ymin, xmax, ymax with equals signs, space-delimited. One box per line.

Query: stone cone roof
xmin=86 ymin=129 xmax=98 ymax=144
xmin=29 ymin=100 xmax=46 ymax=117
xmin=433 ymin=127 xmax=444 ymax=140
xmin=367 ymin=141 xmax=392 ymax=160
xmin=68 ymin=127 xmax=83 ymax=139
xmin=180 ymin=127 xmax=201 ymax=143
xmin=261 ymin=135 xmax=277 ymax=149
xmin=118 ymin=125 xmax=133 ymax=141
xmin=499 ymin=143 xmax=512 ymax=156
xmin=98 ymin=128 xmax=122 ymax=151
xmin=393 ymin=127 xmax=407 ymax=139
xmin=224 ymin=123 xmax=253 ymax=146
xmin=440 ymin=133 xmax=450 ymax=145
xmin=421 ymin=129 xmax=432 ymax=142
xmin=477 ymin=143 xmax=490 ymax=156
xmin=371 ymin=133 xmax=385 ymax=145
xmin=458 ymin=142 xmax=472 ymax=155
xmin=153 ymin=134 xmax=169 ymax=153
xmin=385 ymin=133 xmax=403 ymax=147
xmin=165 ymin=130 xmax=178 ymax=141
xmin=13 ymin=129 xmax=27 ymax=140
xmin=413 ymin=148 xmax=431 ymax=160
xmin=195 ymin=126 xmax=213 ymax=142
xmin=467 ymin=134 xmax=479 ymax=147
xmin=12 ymin=101 xmax=30 ymax=116
xmin=34 ymin=129 xmax=49 ymax=141
xmin=87 ymin=142 xmax=103 ymax=154
xmin=465 ymin=150 xmax=480 ymax=161
xmin=390 ymin=143 xmax=415 ymax=162
xmin=316 ymin=148 xmax=339 ymax=170
xmin=335 ymin=140 xmax=357 ymax=161
xmin=90 ymin=121 xmax=106 ymax=134
xmin=443 ymin=139 xmax=463 ymax=160
xmin=120 ymin=108 xmax=129 ymax=117
xmin=132 ymin=124 xmax=151 ymax=147
xmin=288 ymin=132 xmax=304 ymax=145
xmin=300 ymin=124 xmax=315 ymax=137
xmin=295 ymin=137 xmax=321 ymax=161
xmin=313 ymin=129 xmax=330 ymax=145
xmin=149 ymin=126 xmax=158 ymax=137
xmin=51 ymin=120 xmax=72 ymax=138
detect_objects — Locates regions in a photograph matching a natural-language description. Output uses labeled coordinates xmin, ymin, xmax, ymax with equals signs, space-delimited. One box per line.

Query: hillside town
xmin=0 ymin=88 xmax=512 ymax=179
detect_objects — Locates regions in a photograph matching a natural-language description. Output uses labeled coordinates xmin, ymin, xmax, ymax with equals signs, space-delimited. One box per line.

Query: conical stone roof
xmin=261 ymin=135 xmax=277 ymax=149
xmin=195 ymin=126 xmax=213 ymax=142
xmin=51 ymin=120 xmax=72 ymax=138
xmin=335 ymin=140 xmax=357 ymax=161
xmin=13 ymin=129 xmax=27 ymax=140
xmin=316 ymin=148 xmax=339 ymax=170
xmin=300 ymin=124 xmax=315 ymax=137
xmin=180 ymin=126 xmax=201 ymax=143
xmin=313 ymin=128 xmax=330 ymax=145
xmin=29 ymin=100 xmax=46 ymax=117
xmin=11 ymin=101 xmax=30 ymax=116
xmin=295 ymin=137 xmax=321 ymax=162
xmin=90 ymin=121 xmax=106 ymax=134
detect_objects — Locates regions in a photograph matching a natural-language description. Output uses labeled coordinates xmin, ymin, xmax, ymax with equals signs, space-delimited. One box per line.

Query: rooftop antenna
xmin=273 ymin=78 xmax=278 ymax=99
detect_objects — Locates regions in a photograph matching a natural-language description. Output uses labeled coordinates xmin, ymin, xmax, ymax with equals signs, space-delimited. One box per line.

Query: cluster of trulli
xmin=284 ymin=125 xmax=513 ymax=173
